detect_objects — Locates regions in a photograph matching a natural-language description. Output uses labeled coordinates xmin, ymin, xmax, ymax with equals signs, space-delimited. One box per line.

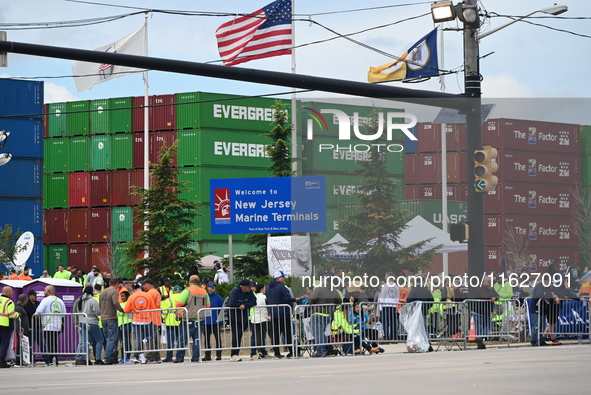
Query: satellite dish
xmin=13 ymin=231 xmax=34 ymax=267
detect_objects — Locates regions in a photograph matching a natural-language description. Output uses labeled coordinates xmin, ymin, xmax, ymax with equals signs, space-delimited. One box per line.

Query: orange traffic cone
xmin=467 ymin=314 xmax=476 ymax=341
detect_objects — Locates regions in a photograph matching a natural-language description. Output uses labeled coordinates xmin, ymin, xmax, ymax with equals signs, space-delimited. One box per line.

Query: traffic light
xmin=450 ymin=222 xmax=469 ymax=243
xmin=474 ymin=145 xmax=498 ymax=192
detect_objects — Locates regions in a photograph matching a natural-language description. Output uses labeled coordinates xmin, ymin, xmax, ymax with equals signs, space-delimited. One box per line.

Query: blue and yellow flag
xmin=368 ymin=28 xmax=439 ymax=83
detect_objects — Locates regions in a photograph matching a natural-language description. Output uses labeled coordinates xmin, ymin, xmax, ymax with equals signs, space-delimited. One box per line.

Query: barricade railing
xmin=198 ymin=304 xmax=295 ymax=361
xmin=12 ymin=317 xmax=29 ymax=367
xmin=415 ymin=300 xmax=467 ymax=350
xmin=525 ymin=297 xmax=590 ymax=345
xmin=463 ymin=299 xmax=521 ymax=346
xmin=370 ymin=301 xmax=406 ymax=343
xmin=122 ymin=307 xmax=190 ymax=364
xmin=294 ymin=303 xmax=355 ymax=357
xmin=31 ymin=312 xmax=88 ymax=366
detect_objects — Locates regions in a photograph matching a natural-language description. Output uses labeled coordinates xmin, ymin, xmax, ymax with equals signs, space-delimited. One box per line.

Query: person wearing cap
xmin=203 ymin=282 xmax=223 ymax=361
xmin=160 ymin=285 xmax=183 ymax=363
xmin=124 ymin=282 xmax=157 ymax=364
xmin=14 ymin=293 xmax=30 ymax=366
xmin=250 ymin=283 xmax=272 ymax=360
xmin=175 ymin=275 xmax=210 ymax=363
xmin=159 ymin=278 xmax=173 ymax=300
xmin=267 ymin=270 xmax=304 ymax=359
xmin=226 ymin=279 xmax=256 ymax=361
xmin=213 ymin=261 xmax=230 ymax=284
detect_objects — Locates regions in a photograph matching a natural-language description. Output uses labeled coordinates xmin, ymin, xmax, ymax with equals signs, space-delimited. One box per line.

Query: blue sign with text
xmin=210 ymin=176 xmax=326 ymax=234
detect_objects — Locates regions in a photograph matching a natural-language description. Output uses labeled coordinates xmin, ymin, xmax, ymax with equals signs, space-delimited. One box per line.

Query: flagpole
xmin=439 ymin=24 xmax=449 ymax=278
xmin=143 ymin=12 xmax=150 ymax=262
xmin=290 ymin=0 xmax=297 ymax=177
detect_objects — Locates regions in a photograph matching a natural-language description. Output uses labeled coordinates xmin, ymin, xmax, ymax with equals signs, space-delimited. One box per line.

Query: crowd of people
xmin=0 ymin=261 xmax=588 ymax=368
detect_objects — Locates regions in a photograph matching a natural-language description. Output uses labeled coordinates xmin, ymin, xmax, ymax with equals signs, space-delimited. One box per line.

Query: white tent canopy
xmin=323 ymin=215 xmax=467 ymax=258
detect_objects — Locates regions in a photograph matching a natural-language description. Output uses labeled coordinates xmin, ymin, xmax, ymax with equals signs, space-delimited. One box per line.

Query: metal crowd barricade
xmin=198 ymin=304 xmax=295 ymax=361
xmin=417 ymin=300 xmax=467 ymax=351
xmin=31 ymin=312 xmax=88 ymax=366
xmin=295 ymin=303 xmax=354 ymax=357
xmin=526 ymin=297 xmax=590 ymax=345
xmin=356 ymin=301 xmax=405 ymax=344
xmin=464 ymin=299 xmax=521 ymax=346
xmin=122 ymin=307 xmax=189 ymax=363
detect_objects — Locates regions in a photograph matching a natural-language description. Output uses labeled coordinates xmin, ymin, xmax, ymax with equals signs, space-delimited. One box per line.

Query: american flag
xmin=216 ymin=0 xmax=292 ymax=66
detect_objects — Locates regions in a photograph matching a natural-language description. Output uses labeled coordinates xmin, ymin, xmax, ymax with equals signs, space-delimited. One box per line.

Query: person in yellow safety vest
xmin=161 ymin=285 xmax=183 ymax=363
xmin=493 ymin=274 xmax=514 ymax=330
xmin=427 ymin=277 xmax=444 ymax=335
xmin=92 ymin=284 xmax=105 ymax=363
xmin=175 ymin=275 xmax=210 ymax=362
xmin=92 ymin=269 xmax=104 ymax=291
xmin=53 ymin=264 xmax=71 ymax=280
xmin=117 ymin=291 xmax=132 ymax=364
xmin=331 ymin=302 xmax=378 ymax=355
xmin=158 ymin=278 xmax=173 ymax=301
xmin=0 ymin=286 xmax=19 ymax=368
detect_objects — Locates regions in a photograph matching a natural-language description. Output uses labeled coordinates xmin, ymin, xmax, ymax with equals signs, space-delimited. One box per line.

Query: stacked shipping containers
xmin=406 ymin=118 xmax=581 ymax=273
xmin=298 ymin=102 xmax=406 ymax=241
xmin=0 ymin=79 xmax=44 ymax=275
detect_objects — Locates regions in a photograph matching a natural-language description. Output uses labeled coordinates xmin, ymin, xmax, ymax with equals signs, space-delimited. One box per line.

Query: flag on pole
xmin=72 ymin=26 xmax=146 ymax=92
xmin=216 ymin=0 xmax=292 ymax=66
xmin=367 ymin=28 xmax=439 ymax=83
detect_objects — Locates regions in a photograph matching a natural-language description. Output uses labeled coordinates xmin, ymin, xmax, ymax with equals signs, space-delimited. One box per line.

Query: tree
xmin=239 ymin=100 xmax=293 ymax=278
xmin=123 ymin=141 xmax=203 ymax=284
xmin=0 ymin=224 xmax=27 ymax=272
xmin=339 ymin=111 xmax=439 ymax=277
xmin=503 ymin=221 xmax=530 ymax=272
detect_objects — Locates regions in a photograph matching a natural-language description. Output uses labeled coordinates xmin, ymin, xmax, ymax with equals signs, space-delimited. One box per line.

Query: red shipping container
xmin=44 ymin=209 xmax=68 ymax=244
xmin=446 ymin=124 xmax=466 ymax=151
xmin=417 ymin=123 xmax=441 ymax=153
xmin=90 ymin=207 xmax=111 ymax=243
xmin=133 ymin=210 xmax=144 ymax=240
xmin=133 ymin=94 xmax=176 ymax=132
xmin=417 ymin=153 xmax=440 ymax=184
xmin=69 ymin=172 xmax=91 ymax=208
xmin=69 ymin=244 xmax=90 ymax=272
xmin=111 ymin=170 xmax=133 ymax=206
xmin=68 ymin=208 xmax=90 ymax=243
xmin=150 ymin=131 xmax=177 ymax=167
xmin=404 ymin=184 xmax=418 ymax=200
xmin=418 ymin=185 xmax=441 ymax=200
xmin=485 ymin=246 xmax=580 ymax=274
xmin=483 ymin=118 xmax=579 ymax=153
xmin=404 ymin=154 xmax=418 ymax=185
xmin=484 ymin=182 xmax=574 ymax=215
xmin=445 ymin=151 xmax=462 ymax=183
xmin=133 ymin=132 xmax=146 ymax=169
xmin=131 ymin=169 xmax=154 ymax=206
xmin=445 ymin=183 xmax=467 ymax=201
xmin=90 ymin=171 xmax=111 ymax=207
xmin=485 ymin=214 xmax=577 ymax=247
xmin=90 ymin=244 xmax=110 ymax=274
xmin=496 ymin=150 xmax=579 ymax=185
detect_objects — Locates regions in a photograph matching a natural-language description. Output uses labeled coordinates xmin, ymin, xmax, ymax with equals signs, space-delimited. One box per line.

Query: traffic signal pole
xmin=463 ymin=0 xmax=485 ymax=278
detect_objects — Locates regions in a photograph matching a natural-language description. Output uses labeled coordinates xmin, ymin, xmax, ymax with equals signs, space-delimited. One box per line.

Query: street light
xmin=0 ymin=151 xmax=11 ymax=166
xmin=477 ymin=4 xmax=567 ymax=40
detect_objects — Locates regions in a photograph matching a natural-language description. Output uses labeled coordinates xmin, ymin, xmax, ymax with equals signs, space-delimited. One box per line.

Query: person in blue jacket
xmin=226 ymin=279 xmax=256 ymax=361
xmin=203 ymin=282 xmax=224 ymax=361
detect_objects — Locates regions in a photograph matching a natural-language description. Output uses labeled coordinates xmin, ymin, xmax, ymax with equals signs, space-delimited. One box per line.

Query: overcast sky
xmin=1 ymin=0 xmax=590 ymax=123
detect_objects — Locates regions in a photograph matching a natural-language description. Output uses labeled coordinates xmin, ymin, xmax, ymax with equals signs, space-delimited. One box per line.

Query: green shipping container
xmin=47 ymin=102 xmax=67 ymax=138
xmin=43 ymin=173 xmax=69 ymax=209
xmin=90 ymin=99 xmax=110 ymax=134
xmin=184 ymin=203 xmax=245 ymax=242
xmin=178 ymin=166 xmax=272 ymax=203
xmin=67 ymin=100 xmax=90 ymax=136
xmin=91 ymin=135 xmax=111 ymax=170
xmin=201 ymin=129 xmax=273 ymax=168
xmin=298 ymin=101 xmax=406 ymax=140
xmin=43 ymin=138 xmax=69 ymax=173
xmin=111 ymin=207 xmax=133 ymax=242
xmin=110 ymin=97 xmax=132 ymax=133
xmin=69 ymin=136 xmax=90 ymax=172
xmin=177 ymin=129 xmax=200 ymax=167
xmin=395 ymin=199 xmax=468 ymax=230
xmin=45 ymin=245 xmax=68 ymax=274
xmin=581 ymin=155 xmax=591 ymax=185
xmin=581 ymin=125 xmax=591 ymax=156
xmin=195 ymin=241 xmax=253 ymax=257
xmin=176 ymin=92 xmax=290 ymax=132
xmin=111 ymin=133 xmax=133 ymax=169
xmin=302 ymin=136 xmax=404 ymax=175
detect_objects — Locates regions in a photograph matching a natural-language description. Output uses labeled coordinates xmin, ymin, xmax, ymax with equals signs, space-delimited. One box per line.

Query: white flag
xmin=72 ymin=26 xmax=146 ymax=92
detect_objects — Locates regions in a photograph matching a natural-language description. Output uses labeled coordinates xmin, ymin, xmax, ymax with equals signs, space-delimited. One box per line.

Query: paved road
xmin=4 ymin=344 xmax=589 ymax=394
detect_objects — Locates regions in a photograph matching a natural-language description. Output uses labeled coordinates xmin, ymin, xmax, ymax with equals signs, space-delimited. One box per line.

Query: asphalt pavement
xmin=3 ymin=343 xmax=589 ymax=394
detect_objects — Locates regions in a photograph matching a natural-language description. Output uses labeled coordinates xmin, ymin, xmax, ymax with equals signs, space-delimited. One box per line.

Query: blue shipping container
xmin=0 ymin=118 xmax=43 ymax=159
xmin=26 ymin=239 xmax=44 ymax=277
xmin=0 ymin=158 xmax=42 ymax=198
xmin=0 ymin=198 xmax=43 ymax=237
xmin=404 ymin=125 xmax=418 ymax=154
xmin=0 ymin=79 xmax=43 ymax=118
